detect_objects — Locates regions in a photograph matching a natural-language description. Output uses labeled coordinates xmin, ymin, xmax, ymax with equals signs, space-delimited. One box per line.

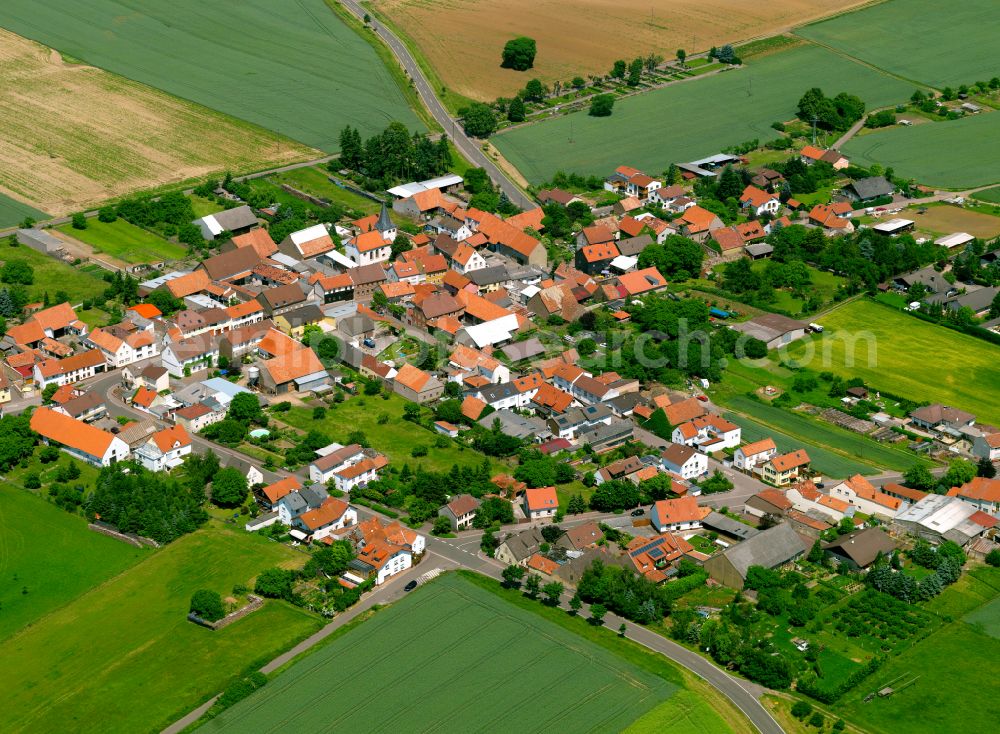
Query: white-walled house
xmin=134 ymin=425 xmax=192 ymax=472
xmin=660 ymin=443 xmax=708 ymax=480
xmin=523 ymin=486 xmax=558 ymax=521
xmin=672 ymin=414 xmax=741 ymax=451
xmin=86 ymin=328 xmax=159 ymax=368
xmin=33 ymin=350 xmax=107 ymax=388
xmin=308 ymin=443 xmax=367 ymax=484
xmin=734 ymin=438 xmax=777 ymax=472
xmin=30 ymin=407 xmax=130 ymax=467
xmin=828 ymin=474 xmax=903 ymax=519
xmin=295 ymin=498 xmax=358 ymax=541
xmin=650 ymin=497 xmax=706 ymax=533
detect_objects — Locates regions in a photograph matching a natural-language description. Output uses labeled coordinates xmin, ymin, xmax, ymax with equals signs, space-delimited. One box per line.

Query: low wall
xmin=88 ymin=522 xmax=160 ymax=548
xmin=189 ymin=595 xmax=264 ymax=630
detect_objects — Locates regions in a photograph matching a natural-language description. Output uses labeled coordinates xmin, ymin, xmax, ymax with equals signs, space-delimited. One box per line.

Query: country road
xmin=337 ymin=0 xmax=534 ymax=210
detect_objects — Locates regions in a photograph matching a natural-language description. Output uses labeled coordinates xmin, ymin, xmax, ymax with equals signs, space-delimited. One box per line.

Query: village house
xmin=438 ymin=494 xmax=481 ymax=530
xmin=494 ymin=527 xmax=545 ymax=566
xmin=828 ymin=474 xmax=903 ymax=519
xmin=308 ymin=443 xmax=367 ymax=484
xmin=30 ymin=407 xmax=130 ymax=467
xmin=650 ymin=497 xmax=709 ymax=534
xmin=626 ymin=532 xmax=695 ymax=583
xmin=134 ymin=425 xmax=192 ymax=472
xmin=823 ymin=527 xmax=896 ymax=570
xmin=392 ymin=363 xmax=444 ymax=403
xmin=350 ymin=517 xmax=425 ymax=584
xmin=522 ymin=486 xmax=558 ymax=521
xmin=745 ymin=488 xmax=793 ymax=519
xmin=909 ymin=404 xmax=976 ymax=434
xmin=659 ymin=443 xmax=708 ymax=480
xmin=192 ymin=205 xmax=258 ymax=240
xmin=671 ymin=413 xmax=741 ymax=451
xmin=33 ymin=349 xmax=107 ymax=388
xmin=760 ymin=449 xmax=811 ymax=486
xmin=949 ymin=477 xmax=1000 ymax=515
xmin=86 ymin=327 xmax=159 ymax=368
xmin=703 ymin=523 xmax=806 ymax=589
xmin=739 ymin=185 xmax=781 ymax=217
xmin=295 ymin=497 xmax=358 ymax=542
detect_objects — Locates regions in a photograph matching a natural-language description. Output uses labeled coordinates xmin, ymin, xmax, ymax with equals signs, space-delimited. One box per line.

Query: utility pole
xmin=812 ymin=115 xmax=818 ymax=145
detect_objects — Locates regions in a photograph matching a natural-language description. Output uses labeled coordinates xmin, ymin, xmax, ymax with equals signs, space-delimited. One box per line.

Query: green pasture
xmin=0 ymin=0 xmax=423 ymax=152
xmin=843 ymin=112 xmax=1000 ymax=189
xmin=269 ymin=166 xmax=381 ymax=216
xmin=788 ymin=299 xmax=1000 ymax=425
xmin=204 ymin=572 xmax=676 ymax=733
xmin=279 ymin=393 xmax=505 ymax=474
xmin=0 ymin=525 xmax=320 ymax=734
xmin=0 ymin=239 xmax=108 ymax=302
xmin=797 ymin=0 xmax=999 ymax=89
xmin=972 ymin=186 xmax=1000 ymax=204
xmin=0 ymin=193 xmax=47 ymax=229
xmin=493 ymin=44 xmax=912 ymax=183
xmin=56 ymin=218 xmax=187 ymax=263
xmin=0 ymin=484 xmax=146 ymax=641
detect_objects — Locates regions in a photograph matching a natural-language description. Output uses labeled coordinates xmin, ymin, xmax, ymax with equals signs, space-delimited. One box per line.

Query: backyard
xmin=268 ymin=166 xmax=382 ymax=217
xmin=0 ymin=483 xmax=146 ymax=641
xmin=204 ymin=571 xmax=745 ymax=733
xmin=0 ymin=0 xmax=423 ymax=153
xmin=0 ymin=525 xmax=321 ymax=734
xmin=492 ymin=43 xmax=912 ymax=183
xmin=787 ymin=299 xmax=1000 ymax=426
xmin=56 ymin=218 xmax=188 ymax=264
xmin=0 ymin=239 xmax=109 ymax=303
xmin=278 ymin=393 xmax=507 ymax=474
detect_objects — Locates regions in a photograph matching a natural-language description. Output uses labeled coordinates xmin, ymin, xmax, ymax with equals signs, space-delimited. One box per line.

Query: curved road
xmin=338 ymin=0 xmax=534 ymax=210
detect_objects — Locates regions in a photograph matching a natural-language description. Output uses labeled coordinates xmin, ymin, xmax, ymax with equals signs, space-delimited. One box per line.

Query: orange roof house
xmin=30 ymin=406 xmax=126 ymax=465
xmin=232 ymin=229 xmax=279 ymax=258
xmin=617 ymin=267 xmax=667 ymax=296
xmin=262 ymin=476 xmax=303 ymax=505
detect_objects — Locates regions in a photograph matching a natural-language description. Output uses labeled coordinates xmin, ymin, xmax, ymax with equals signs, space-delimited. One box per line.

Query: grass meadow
xmin=0 ymin=484 xmax=146 ymax=641
xmin=279 ymin=393 xmax=506 ymax=475
xmin=797 ymin=0 xmax=999 ymax=89
xmin=0 ymin=240 xmax=109 ymax=302
xmin=0 ymin=192 xmax=46 ymax=229
xmin=203 ymin=572 xmax=692 ymax=733
xmin=56 ymin=218 xmax=188 ymax=263
xmin=972 ymin=186 xmax=1000 ymax=204
xmin=843 ymin=111 xmax=1000 ymax=189
xmin=0 ymin=0 xmax=423 ymax=153
xmin=0 ymin=525 xmax=321 ymax=734
xmin=787 ymin=299 xmax=1000 ymax=425
xmin=493 ymin=44 xmax=912 ymax=183
xmin=837 ymin=567 xmax=1000 ymax=734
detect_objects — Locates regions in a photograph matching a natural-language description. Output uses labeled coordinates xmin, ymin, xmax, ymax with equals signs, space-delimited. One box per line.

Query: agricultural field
xmin=0 ymin=0 xmax=423 ymax=155
xmin=787 ymin=299 xmax=1000 ymax=426
xmin=55 ymin=219 xmax=188 ymax=264
xmin=204 ymin=572 xmax=699 ymax=733
xmin=0 ymin=192 xmax=46 ymax=229
xmin=493 ymin=44 xmax=912 ymax=183
xmin=843 ymin=112 xmax=1000 ymax=189
xmin=0 ymin=484 xmax=146 ymax=641
xmin=0 ymin=29 xmax=312 ymax=216
xmin=373 ymin=0 xmax=867 ymax=101
xmin=837 ymin=568 xmax=1000 ymax=734
xmin=0 ymin=240 xmax=109 ymax=303
xmin=972 ymin=186 xmax=1000 ymax=204
xmin=796 ymin=0 xmax=999 ymax=89
xmin=279 ymin=393 xmax=506 ymax=474
xmin=0 ymin=525 xmax=321 ymax=734
xmin=903 ymin=203 xmax=1000 ymax=239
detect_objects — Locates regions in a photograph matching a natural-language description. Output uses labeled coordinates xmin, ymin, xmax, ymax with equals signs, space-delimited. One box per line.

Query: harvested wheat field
xmin=375 ymin=0 xmax=869 ymax=100
xmin=0 ymin=30 xmax=315 ymax=216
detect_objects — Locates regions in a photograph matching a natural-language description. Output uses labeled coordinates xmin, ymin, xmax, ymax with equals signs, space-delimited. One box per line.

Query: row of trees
xmin=337 ymin=122 xmax=453 ymax=186
xmin=796 ymin=87 xmax=866 ymax=132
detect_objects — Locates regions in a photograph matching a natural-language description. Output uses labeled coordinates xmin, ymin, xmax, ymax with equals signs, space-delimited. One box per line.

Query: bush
xmin=190 ymin=589 xmax=226 ymax=622
xmin=986 ymin=549 xmax=1000 ymax=567
xmin=411 ymin=445 xmax=428 ymax=457
xmin=589 ymin=94 xmax=615 ymax=117
xmin=791 ymin=700 xmax=813 ymax=719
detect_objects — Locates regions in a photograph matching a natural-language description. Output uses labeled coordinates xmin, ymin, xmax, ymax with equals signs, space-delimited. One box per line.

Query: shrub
xmin=190 ymin=589 xmax=226 ymax=622
xmin=791 ymin=700 xmax=813 ymax=719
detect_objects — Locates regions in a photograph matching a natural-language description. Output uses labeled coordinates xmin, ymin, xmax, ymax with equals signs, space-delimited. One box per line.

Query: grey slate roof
xmin=467 ymin=265 xmax=509 ymax=286
xmin=847 ymin=176 xmax=894 ymax=201
xmin=208 ymin=205 xmax=258 ymax=231
xmin=702 ymin=511 xmax=760 ymax=541
xmin=717 ymin=523 xmax=806 ymax=578
xmin=376 ymin=201 xmax=395 ymax=233
xmin=499 ymin=527 xmax=544 ymax=562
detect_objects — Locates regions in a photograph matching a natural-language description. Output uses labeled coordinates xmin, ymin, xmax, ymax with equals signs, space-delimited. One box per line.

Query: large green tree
xmin=501 ymin=37 xmax=537 ymax=71
xmin=211 ymin=467 xmax=249 ymax=508
xmin=463 ymin=103 xmax=498 ymax=137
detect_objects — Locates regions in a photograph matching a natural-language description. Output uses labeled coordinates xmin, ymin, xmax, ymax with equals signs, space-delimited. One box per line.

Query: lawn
xmin=279 ymin=393 xmax=506 ymax=474
xmin=0 ymin=239 xmax=109 ymax=302
xmin=843 ymin=112 xmax=1000 ymax=189
xmin=0 ymin=0 xmax=424 ymax=153
xmin=0 ymin=525 xmax=322 ymax=734
xmin=0 ymin=484 xmax=146 ymax=641
xmin=269 ymin=166 xmax=381 ymax=216
xmin=0 ymin=192 xmax=47 ymax=228
xmin=722 ymin=394 xmax=922 ymax=473
xmin=786 ymin=299 xmax=1000 ymax=426
xmin=493 ymin=44 xmax=912 ymax=183
xmin=796 ymin=0 xmax=999 ymax=89
xmin=56 ymin=218 xmax=188 ymax=264
xmin=204 ymin=572 xmax=716 ymax=733
xmin=746 ymin=262 xmax=845 ymax=315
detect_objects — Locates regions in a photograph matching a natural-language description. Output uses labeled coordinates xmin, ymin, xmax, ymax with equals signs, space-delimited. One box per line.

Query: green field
xmin=0 ymin=525 xmax=321 ymax=734
xmin=269 ymin=166 xmax=382 ymax=216
xmin=203 ymin=572 xmax=677 ymax=733
xmin=0 ymin=484 xmax=145 ymax=641
xmin=57 ymin=218 xmax=188 ymax=263
xmin=843 ymin=112 xmax=1000 ymax=188
xmin=0 ymin=192 xmax=47 ymax=229
xmin=748 ymin=262 xmax=845 ymax=315
xmin=493 ymin=44 xmax=913 ymax=183
xmin=0 ymin=240 xmax=109 ymax=302
xmin=964 ymin=596 xmax=1000 ymax=640
xmin=972 ymin=186 xmax=1000 ymax=204
xmin=280 ymin=393 xmax=506 ymax=474
xmin=797 ymin=0 xmax=999 ymax=89
xmin=838 ymin=567 xmax=1000 ymax=734
xmin=0 ymin=0 xmax=423 ymax=152
xmin=787 ymin=299 xmax=1000 ymax=425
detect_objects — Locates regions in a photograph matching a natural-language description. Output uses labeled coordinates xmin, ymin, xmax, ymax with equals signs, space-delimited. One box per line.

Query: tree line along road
xmin=337 ymin=0 xmax=535 ymax=210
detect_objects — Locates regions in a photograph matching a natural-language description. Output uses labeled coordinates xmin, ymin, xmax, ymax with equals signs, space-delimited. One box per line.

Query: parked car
xmin=630 ymin=508 xmax=645 ymax=517
xmin=404 ymin=580 xmax=418 ymax=592
xmin=363 ymin=338 xmax=376 ymax=348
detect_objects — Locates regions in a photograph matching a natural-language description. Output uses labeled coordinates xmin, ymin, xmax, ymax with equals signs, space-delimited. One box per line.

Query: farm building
xmin=703 ymin=523 xmax=807 ymax=589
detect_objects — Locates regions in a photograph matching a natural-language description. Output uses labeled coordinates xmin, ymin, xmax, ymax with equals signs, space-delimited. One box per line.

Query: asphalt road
xmin=338 ymin=0 xmax=534 ymax=210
